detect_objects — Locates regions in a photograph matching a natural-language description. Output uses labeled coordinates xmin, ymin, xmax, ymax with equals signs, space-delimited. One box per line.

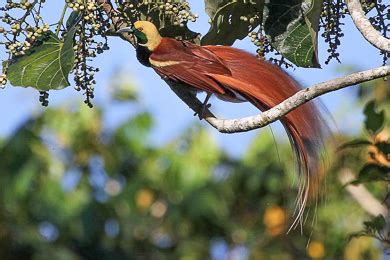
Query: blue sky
xmin=0 ymin=1 xmax=384 ymax=157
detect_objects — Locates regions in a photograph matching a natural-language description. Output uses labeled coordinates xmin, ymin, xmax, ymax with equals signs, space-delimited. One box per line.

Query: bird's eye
xmin=138 ymin=27 xmax=143 ymax=32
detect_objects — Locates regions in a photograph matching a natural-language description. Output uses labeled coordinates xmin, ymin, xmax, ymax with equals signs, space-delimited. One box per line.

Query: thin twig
xmin=56 ymin=4 xmax=68 ymax=36
xmin=346 ymin=0 xmax=390 ymax=52
xmin=96 ymin=0 xmax=136 ymax=47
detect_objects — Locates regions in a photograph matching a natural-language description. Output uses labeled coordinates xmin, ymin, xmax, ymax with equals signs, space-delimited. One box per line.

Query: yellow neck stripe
xmin=149 ymin=58 xmax=180 ymax=67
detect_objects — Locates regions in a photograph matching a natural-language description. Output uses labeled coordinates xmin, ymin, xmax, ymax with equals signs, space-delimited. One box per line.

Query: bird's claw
xmin=194 ymin=103 xmax=212 ymax=120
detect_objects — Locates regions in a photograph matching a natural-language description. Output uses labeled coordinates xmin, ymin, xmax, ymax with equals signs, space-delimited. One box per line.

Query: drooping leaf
xmin=349 ymin=214 xmax=387 ymax=241
xmin=66 ymin=11 xmax=82 ymax=30
xmin=159 ymin=24 xmax=200 ymax=43
xmin=351 ymin=163 xmax=390 ymax=184
xmin=204 ymin=0 xmax=226 ymax=18
xmin=264 ymin=0 xmax=322 ymax=68
xmin=338 ymin=139 xmax=372 ymax=150
xmin=363 ymin=100 xmax=385 ymax=135
xmin=363 ymin=214 xmax=386 ymax=232
xmin=376 ymin=141 xmax=390 ymax=157
xmin=201 ymin=0 xmax=264 ymax=45
xmin=7 ymin=28 xmax=76 ymax=91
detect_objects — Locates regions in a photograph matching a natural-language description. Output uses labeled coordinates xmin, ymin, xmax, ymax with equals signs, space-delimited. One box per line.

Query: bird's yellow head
xmin=117 ymin=21 xmax=162 ymax=51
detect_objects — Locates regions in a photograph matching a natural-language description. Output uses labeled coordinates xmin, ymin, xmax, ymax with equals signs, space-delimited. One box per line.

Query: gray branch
xmin=96 ymin=0 xmax=136 ymax=46
xmin=339 ymin=169 xmax=387 ymax=217
xmin=347 ymin=0 xmax=390 ymax=52
xmin=169 ymin=65 xmax=390 ymax=133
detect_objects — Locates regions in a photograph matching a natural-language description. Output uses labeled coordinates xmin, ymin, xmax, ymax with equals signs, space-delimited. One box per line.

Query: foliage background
xmin=0 ymin=79 xmax=385 ymax=259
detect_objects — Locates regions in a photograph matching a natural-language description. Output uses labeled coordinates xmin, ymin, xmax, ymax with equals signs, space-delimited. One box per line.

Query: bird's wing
xmin=150 ymin=39 xmax=232 ymax=95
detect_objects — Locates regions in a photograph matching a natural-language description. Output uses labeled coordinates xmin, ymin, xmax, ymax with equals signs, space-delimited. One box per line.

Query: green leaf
xmin=7 ymin=28 xmax=76 ymax=91
xmin=159 ymin=24 xmax=200 ymax=44
xmin=66 ymin=11 xmax=82 ymax=30
xmin=338 ymin=139 xmax=372 ymax=150
xmin=363 ymin=100 xmax=385 ymax=135
xmin=201 ymin=0 xmax=264 ymax=46
xmin=264 ymin=0 xmax=322 ymax=67
xmin=204 ymin=0 xmax=226 ymax=18
xmin=376 ymin=141 xmax=390 ymax=156
xmin=363 ymin=214 xmax=386 ymax=232
xmin=352 ymin=163 xmax=390 ymax=184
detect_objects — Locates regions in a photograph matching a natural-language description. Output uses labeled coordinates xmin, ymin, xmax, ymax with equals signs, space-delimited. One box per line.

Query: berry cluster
xmin=320 ymin=0 xmax=347 ymax=65
xmin=39 ymin=91 xmax=49 ymax=106
xmin=66 ymin=0 xmax=111 ymax=108
xmin=366 ymin=1 xmax=390 ymax=65
xmin=0 ymin=0 xmax=112 ymax=107
xmin=248 ymin=31 xmax=271 ymax=59
xmin=240 ymin=13 xmax=261 ymax=25
xmin=120 ymin=0 xmax=198 ymax=28
xmin=0 ymin=74 xmax=6 ymax=88
xmin=248 ymin=29 xmax=293 ymax=69
xmin=1 ymin=0 xmax=47 ymax=88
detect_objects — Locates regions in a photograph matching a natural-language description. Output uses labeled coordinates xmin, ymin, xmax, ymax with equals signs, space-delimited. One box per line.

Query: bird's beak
xmin=117 ymin=27 xmax=134 ymax=34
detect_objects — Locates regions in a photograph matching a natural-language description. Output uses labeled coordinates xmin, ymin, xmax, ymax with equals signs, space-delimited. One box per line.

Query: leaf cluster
xmin=0 ymin=79 xmax=379 ymax=259
xmin=2 ymin=0 xmax=386 ymax=103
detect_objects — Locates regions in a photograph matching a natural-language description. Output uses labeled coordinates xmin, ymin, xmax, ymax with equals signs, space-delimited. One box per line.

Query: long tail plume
xmin=206 ymin=46 xmax=326 ymax=228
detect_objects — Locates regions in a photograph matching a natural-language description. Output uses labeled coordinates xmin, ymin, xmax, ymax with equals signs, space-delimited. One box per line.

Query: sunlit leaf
xmin=66 ymin=11 xmax=82 ymax=30
xmin=7 ymin=29 xmax=76 ymax=91
xmin=264 ymin=0 xmax=322 ymax=67
xmin=202 ymin=0 xmax=264 ymax=45
xmin=351 ymin=163 xmax=390 ymax=184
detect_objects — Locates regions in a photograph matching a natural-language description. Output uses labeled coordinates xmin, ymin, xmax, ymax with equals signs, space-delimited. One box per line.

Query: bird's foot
xmin=194 ymin=103 xmax=212 ymax=120
xmin=194 ymin=93 xmax=212 ymax=120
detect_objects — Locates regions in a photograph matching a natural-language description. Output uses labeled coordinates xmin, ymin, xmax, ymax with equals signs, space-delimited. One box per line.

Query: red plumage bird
xmin=118 ymin=21 xmax=325 ymax=226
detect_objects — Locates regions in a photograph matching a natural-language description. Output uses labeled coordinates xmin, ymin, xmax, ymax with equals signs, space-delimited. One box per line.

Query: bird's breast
xmin=136 ymin=46 xmax=152 ymax=67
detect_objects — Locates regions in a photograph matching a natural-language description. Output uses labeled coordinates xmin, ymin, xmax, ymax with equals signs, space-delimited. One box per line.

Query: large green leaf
xmin=7 ymin=28 xmax=76 ymax=91
xmin=66 ymin=11 xmax=82 ymax=30
xmin=351 ymin=163 xmax=390 ymax=184
xmin=338 ymin=139 xmax=372 ymax=150
xmin=201 ymin=0 xmax=264 ymax=45
xmin=364 ymin=215 xmax=386 ymax=233
xmin=264 ymin=0 xmax=322 ymax=68
xmin=376 ymin=141 xmax=390 ymax=156
xmin=204 ymin=0 xmax=226 ymax=18
xmin=363 ymin=100 xmax=385 ymax=135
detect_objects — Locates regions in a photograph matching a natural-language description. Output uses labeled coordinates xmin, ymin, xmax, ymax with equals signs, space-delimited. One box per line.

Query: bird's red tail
xmin=206 ymin=46 xmax=325 ymax=227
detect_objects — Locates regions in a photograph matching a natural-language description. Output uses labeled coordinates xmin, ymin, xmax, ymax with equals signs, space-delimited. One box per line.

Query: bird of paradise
xmin=118 ymin=21 xmax=326 ymax=227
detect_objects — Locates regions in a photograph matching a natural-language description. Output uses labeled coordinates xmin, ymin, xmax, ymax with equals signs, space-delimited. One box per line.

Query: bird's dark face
xmin=133 ymin=28 xmax=148 ymax=45
xmin=117 ymin=27 xmax=148 ymax=45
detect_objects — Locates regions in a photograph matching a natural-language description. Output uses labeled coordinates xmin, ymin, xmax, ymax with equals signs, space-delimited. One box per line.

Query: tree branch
xmin=339 ymin=169 xmax=387 ymax=217
xmin=171 ymin=65 xmax=390 ymax=133
xmin=346 ymin=0 xmax=390 ymax=52
xmin=97 ymin=0 xmax=136 ymax=46
xmin=98 ymin=1 xmax=390 ymax=134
